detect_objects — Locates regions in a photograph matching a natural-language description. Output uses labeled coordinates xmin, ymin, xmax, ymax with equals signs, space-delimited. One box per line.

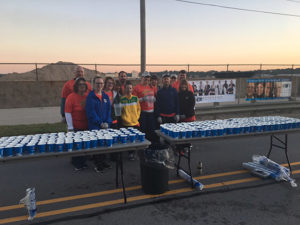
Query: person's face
xmin=119 ymin=72 xmax=127 ymax=83
xmin=171 ymin=77 xmax=177 ymax=84
xmin=105 ymin=79 xmax=114 ymax=91
xmin=114 ymin=84 xmax=121 ymax=93
xmin=247 ymin=82 xmax=255 ymax=96
xmin=256 ymin=83 xmax=264 ymax=96
xmin=181 ymin=84 xmax=188 ymax=91
xmin=264 ymin=82 xmax=271 ymax=96
xmin=151 ymin=79 xmax=158 ymax=87
xmin=142 ymin=76 xmax=150 ymax=85
xmin=125 ymin=85 xmax=133 ymax=95
xmin=163 ymin=77 xmax=170 ymax=86
xmin=78 ymin=81 xmax=87 ymax=93
xmin=179 ymin=73 xmax=186 ymax=81
xmin=275 ymin=82 xmax=282 ymax=97
xmin=94 ymin=78 xmax=104 ymax=92
xmin=75 ymin=67 xmax=84 ymax=78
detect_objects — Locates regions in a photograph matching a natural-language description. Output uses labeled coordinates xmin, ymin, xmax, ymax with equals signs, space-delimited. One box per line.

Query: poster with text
xmin=246 ymin=78 xmax=291 ymax=101
xmin=188 ymin=79 xmax=236 ymax=104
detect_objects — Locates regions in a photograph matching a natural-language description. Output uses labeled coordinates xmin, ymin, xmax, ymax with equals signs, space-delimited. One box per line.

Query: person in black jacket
xmin=178 ymin=79 xmax=196 ymax=122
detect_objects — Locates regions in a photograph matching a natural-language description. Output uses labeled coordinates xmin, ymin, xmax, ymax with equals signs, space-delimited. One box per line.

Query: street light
xmin=140 ymin=0 xmax=146 ymax=74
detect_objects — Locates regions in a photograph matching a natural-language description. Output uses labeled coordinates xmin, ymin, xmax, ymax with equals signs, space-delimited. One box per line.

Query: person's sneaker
xmin=129 ymin=153 xmax=135 ymax=161
xmin=102 ymin=161 xmax=112 ymax=169
xmin=74 ymin=165 xmax=83 ymax=172
xmin=94 ymin=164 xmax=104 ymax=173
xmin=82 ymin=163 xmax=88 ymax=169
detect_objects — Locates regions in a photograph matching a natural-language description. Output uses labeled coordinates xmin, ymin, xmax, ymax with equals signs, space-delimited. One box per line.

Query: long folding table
xmin=156 ymin=128 xmax=300 ymax=185
xmin=0 ymin=140 xmax=151 ymax=203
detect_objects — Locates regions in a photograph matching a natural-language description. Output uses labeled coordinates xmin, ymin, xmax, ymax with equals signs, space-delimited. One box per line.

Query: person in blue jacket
xmin=155 ymin=73 xmax=180 ymax=124
xmin=86 ymin=76 xmax=112 ymax=172
xmin=86 ymin=76 xmax=112 ymax=130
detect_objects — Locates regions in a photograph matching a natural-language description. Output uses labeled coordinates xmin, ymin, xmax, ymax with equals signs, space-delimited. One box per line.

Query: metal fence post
xmin=95 ymin=64 xmax=97 ymax=75
xmin=35 ymin=63 xmax=38 ymax=81
xmin=238 ymin=78 xmax=241 ymax=104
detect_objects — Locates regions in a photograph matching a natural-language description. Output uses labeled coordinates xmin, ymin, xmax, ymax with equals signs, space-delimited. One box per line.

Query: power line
xmin=176 ymin=0 xmax=300 ymax=18
xmin=286 ymin=0 xmax=300 ymax=3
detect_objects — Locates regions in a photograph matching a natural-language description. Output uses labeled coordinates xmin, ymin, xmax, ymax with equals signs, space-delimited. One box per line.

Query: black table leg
xmin=119 ymin=152 xmax=127 ymax=203
xmin=115 ymin=152 xmax=127 ymax=203
xmin=267 ymin=134 xmax=292 ymax=173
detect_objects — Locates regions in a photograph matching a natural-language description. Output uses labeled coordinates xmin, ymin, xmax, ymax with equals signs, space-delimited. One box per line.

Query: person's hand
xmin=157 ymin=117 xmax=162 ymax=124
xmin=174 ymin=115 xmax=180 ymax=123
xmin=100 ymin=122 xmax=109 ymax=129
xmin=179 ymin=115 xmax=186 ymax=120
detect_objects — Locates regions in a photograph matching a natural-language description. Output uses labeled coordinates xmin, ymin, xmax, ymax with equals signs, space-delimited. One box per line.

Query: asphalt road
xmin=1 ymin=132 xmax=300 ymax=225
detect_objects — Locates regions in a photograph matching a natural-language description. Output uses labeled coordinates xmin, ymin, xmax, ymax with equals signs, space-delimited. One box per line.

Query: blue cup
xmin=83 ymin=140 xmax=90 ymax=149
xmin=226 ymin=128 xmax=233 ymax=135
xmin=26 ymin=144 xmax=35 ymax=155
xmin=186 ymin=130 xmax=192 ymax=138
xmin=5 ymin=146 xmax=14 ymax=157
xmin=98 ymin=137 xmax=105 ymax=147
xmin=217 ymin=129 xmax=224 ymax=136
xmin=47 ymin=143 xmax=55 ymax=152
xmin=129 ymin=134 xmax=136 ymax=143
xmin=112 ymin=135 xmax=118 ymax=144
xmin=200 ymin=130 xmax=206 ymax=137
xmin=74 ymin=140 xmax=82 ymax=150
xmin=38 ymin=143 xmax=46 ymax=153
xmin=56 ymin=143 xmax=64 ymax=152
xmin=0 ymin=147 xmax=3 ymax=157
xmin=120 ymin=135 xmax=127 ymax=144
xmin=206 ymin=129 xmax=212 ymax=136
xmin=173 ymin=130 xmax=179 ymax=139
xmin=14 ymin=145 xmax=23 ymax=156
xmin=192 ymin=130 xmax=199 ymax=137
xmin=106 ymin=137 xmax=113 ymax=147
xmin=90 ymin=139 xmax=97 ymax=148
xmin=138 ymin=133 xmax=145 ymax=142
xmin=180 ymin=130 xmax=186 ymax=139
xmin=211 ymin=129 xmax=217 ymax=136
xmin=65 ymin=142 xmax=73 ymax=151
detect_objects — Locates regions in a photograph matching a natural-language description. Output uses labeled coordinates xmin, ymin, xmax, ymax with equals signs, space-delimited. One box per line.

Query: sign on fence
xmin=188 ymin=79 xmax=236 ymax=104
xmin=246 ymin=78 xmax=292 ymax=101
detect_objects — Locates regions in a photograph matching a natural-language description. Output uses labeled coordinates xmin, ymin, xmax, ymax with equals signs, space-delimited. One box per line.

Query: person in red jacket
xmin=61 ymin=66 xmax=92 ymax=122
xmin=172 ymin=70 xmax=194 ymax=94
xmin=133 ymin=72 xmax=156 ymax=142
xmin=65 ymin=77 xmax=89 ymax=171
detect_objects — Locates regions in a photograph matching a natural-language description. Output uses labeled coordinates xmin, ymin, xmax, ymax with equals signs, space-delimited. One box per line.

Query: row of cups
xmin=0 ymin=128 xmax=145 ymax=158
xmin=160 ymin=116 xmax=300 ymax=139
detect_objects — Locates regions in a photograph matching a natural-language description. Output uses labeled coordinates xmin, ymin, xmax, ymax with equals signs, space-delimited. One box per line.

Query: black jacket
xmin=178 ymin=90 xmax=195 ymax=118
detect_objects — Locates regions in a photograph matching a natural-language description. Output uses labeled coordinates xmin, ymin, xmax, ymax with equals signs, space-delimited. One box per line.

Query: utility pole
xmin=140 ymin=0 xmax=146 ymax=73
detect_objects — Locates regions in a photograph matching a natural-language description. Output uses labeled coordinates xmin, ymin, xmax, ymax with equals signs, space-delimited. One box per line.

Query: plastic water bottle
xmin=19 ymin=188 xmax=37 ymax=220
xmin=178 ymin=169 xmax=204 ymax=191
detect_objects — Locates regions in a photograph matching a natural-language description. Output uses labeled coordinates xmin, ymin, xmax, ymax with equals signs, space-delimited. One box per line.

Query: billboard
xmin=188 ymin=79 xmax=236 ymax=104
xmin=246 ymin=78 xmax=291 ymax=101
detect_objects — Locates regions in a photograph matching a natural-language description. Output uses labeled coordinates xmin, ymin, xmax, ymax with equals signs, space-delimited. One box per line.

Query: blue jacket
xmin=86 ymin=90 xmax=112 ymax=130
xmin=155 ymin=85 xmax=179 ymax=117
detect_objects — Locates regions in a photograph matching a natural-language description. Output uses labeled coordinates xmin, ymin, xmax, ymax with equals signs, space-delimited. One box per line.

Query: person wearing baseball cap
xmin=170 ymin=74 xmax=177 ymax=85
xmin=171 ymin=70 xmax=194 ymax=93
xmin=155 ymin=73 xmax=180 ymax=124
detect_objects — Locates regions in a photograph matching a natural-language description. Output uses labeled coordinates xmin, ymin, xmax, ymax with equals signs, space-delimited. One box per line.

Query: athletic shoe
xmin=129 ymin=153 xmax=135 ymax=161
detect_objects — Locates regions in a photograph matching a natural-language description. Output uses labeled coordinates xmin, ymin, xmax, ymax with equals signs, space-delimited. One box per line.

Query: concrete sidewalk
xmin=0 ymin=106 xmax=61 ymax=125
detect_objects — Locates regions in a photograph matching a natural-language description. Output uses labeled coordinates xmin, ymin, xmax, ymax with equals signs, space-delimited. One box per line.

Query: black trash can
xmin=140 ymin=144 xmax=170 ymax=194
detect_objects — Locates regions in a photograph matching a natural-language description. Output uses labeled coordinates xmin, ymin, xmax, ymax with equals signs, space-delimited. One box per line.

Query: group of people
xmin=191 ymin=80 xmax=235 ymax=96
xmin=246 ymin=81 xmax=282 ymax=99
xmin=60 ymin=67 xmax=196 ymax=172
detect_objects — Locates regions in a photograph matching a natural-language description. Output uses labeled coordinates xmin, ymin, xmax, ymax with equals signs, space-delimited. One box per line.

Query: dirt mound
xmin=0 ymin=62 xmax=101 ymax=81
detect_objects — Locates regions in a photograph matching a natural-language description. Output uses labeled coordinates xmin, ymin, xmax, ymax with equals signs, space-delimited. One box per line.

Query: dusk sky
xmin=1 ymin=0 xmax=300 ymax=72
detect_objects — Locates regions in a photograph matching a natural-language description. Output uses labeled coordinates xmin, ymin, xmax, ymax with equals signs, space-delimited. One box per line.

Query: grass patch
xmin=0 ymin=123 xmax=67 ymax=137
